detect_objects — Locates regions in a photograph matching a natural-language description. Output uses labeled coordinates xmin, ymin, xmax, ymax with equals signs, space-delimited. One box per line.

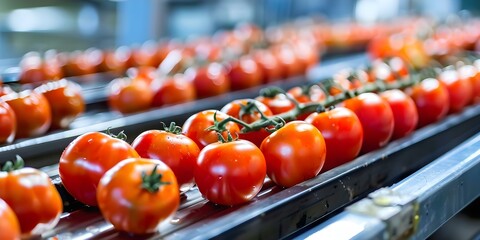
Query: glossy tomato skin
xmin=3 ymin=90 xmax=51 ymax=139
xmin=305 ymin=107 xmax=363 ymax=172
xmin=220 ymin=99 xmax=273 ymax=147
xmin=252 ymin=50 xmax=282 ymax=83
xmin=459 ymin=64 xmax=480 ymax=104
xmin=260 ymin=121 xmax=326 ymax=188
xmin=59 ymin=131 xmax=140 ymax=206
xmin=35 ymin=79 xmax=85 ymax=129
xmin=151 ymin=74 xmax=196 ymax=107
xmin=227 ymin=57 xmax=263 ymax=91
xmin=0 ymin=101 xmax=16 ymax=144
xmin=97 ymin=158 xmax=179 ymax=235
xmin=343 ymin=93 xmax=394 ymax=153
xmin=439 ymin=69 xmax=473 ymax=113
xmin=0 ymin=167 xmax=62 ymax=236
xmin=182 ymin=110 xmax=240 ymax=149
xmin=132 ymin=130 xmax=200 ymax=190
xmin=407 ymin=78 xmax=450 ymax=128
xmin=195 ymin=140 xmax=266 ymax=206
xmin=108 ymin=77 xmax=153 ymax=114
xmin=187 ymin=63 xmax=230 ymax=99
xmin=255 ymin=94 xmax=295 ymax=115
xmin=0 ymin=198 xmax=20 ymax=240
xmin=380 ymin=90 xmax=419 ymax=139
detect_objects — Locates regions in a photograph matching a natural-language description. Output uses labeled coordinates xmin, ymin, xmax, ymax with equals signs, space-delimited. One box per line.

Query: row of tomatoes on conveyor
xmin=1 ymin=48 xmax=480 ymax=239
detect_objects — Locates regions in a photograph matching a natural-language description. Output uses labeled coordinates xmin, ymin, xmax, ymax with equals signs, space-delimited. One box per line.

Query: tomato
xmin=0 ymin=157 xmax=62 ymax=236
xmin=256 ymin=94 xmax=295 ymax=115
xmin=343 ymin=92 xmax=394 ymax=153
xmin=260 ymin=121 xmax=326 ymax=187
xmin=63 ymin=51 xmax=97 ymax=76
xmin=0 ymin=199 xmax=20 ymax=240
xmin=271 ymin=44 xmax=303 ymax=78
xmin=182 ymin=110 xmax=240 ymax=149
xmin=34 ymin=79 xmax=85 ymax=129
xmin=131 ymin=41 xmax=159 ymax=67
xmin=221 ymin=99 xmax=273 ymax=147
xmin=458 ymin=64 xmax=480 ymax=104
xmin=108 ymin=77 xmax=153 ymax=114
xmin=59 ymin=131 xmax=140 ymax=206
xmin=19 ymin=52 xmax=62 ymax=84
xmin=97 ymin=158 xmax=179 ymax=234
xmin=99 ymin=50 xmax=128 ymax=74
xmin=305 ymin=107 xmax=363 ymax=172
xmin=126 ymin=66 xmax=158 ymax=85
xmin=227 ymin=56 xmax=263 ymax=91
xmin=151 ymin=74 xmax=196 ymax=107
xmin=252 ymin=50 xmax=282 ymax=83
xmin=438 ymin=69 xmax=473 ymax=113
xmin=471 ymin=60 xmax=480 ymax=103
xmin=370 ymin=59 xmax=396 ymax=82
xmin=186 ymin=63 xmax=230 ymax=99
xmin=407 ymin=78 xmax=450 ymax=128
xmin=132 ymin=125 xmax=200 ymax=190
xmin=195 ymin=139 xmax=266 ymax=205
xmin=0 ymin=101 xmax=16 ymax=144
xmin=2 ymin=90 xmax=51 ymax=139
xmin=380 ymin=89 xmax=418 ymax=139
xmin=287 ymin=85 xmax=326 ymax=103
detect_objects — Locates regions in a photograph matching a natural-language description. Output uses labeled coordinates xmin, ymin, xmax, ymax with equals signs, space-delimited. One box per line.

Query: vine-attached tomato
xmin=221 ymin=99 xmax=273 ymax=147
xmin=380 ymin=89 xmax=418 ymax=139
xmin=195 ymin=139 xmax=266 ymax=206
xmin=151 ymin=74 xmax=196 ymax=107
xmin=305 ymin=107 xmax=363 ymax=172
xmin=0 ymin=198 xmax=20 ymax=240
xmin=0 ymin=101 xmax=16 ymax=144
xmin=97 ymin=158 xmax=179 ymax=235
xmin=343 ymin=92 xmax=394 ymax=153
xmin=252 ymin=50 xmax=282 ymax=83
xmin=132 ymin=125 xmax=200 ymax=191
xmin=59 ymin=131 xmax=140 ymax=206
xmin=255 ymin=94 xmax=295 ymax=115
xmin=260 ymin=121 xmax=326 ymax=187
xmin=186 ymin=63 xmax=230 ymax=99
xmin=2 ymin=90 xmax=51 ymax=139
xmin=407 ymin=78 xmax=450 ymax=128
xmin=438 ymin=69 xmax=473 ymax=113
xmin=227 ymin=56 xmax=263 ymax=91
xmin=0 ymin=157 xmax=62 ymax=236
xmin=34 ymin=79 xmax=85 ymax=129
xmin=287 ymin=85 xmax=327 ymax=120
xmin=107 ymin=77 xmax=153 ymax=114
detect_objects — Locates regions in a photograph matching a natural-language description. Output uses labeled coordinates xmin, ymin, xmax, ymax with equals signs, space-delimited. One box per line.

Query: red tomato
xmin=287 ymin=85 xmax=326 ymax=103
xmin=0 ymin=101 xmax=16 ymax=144
xmin=132 ymin=126 xmax=200 ymax=190
xmin=459 ymin=64 xmax=480 ymax=104
xmin=59 ymin=131 xmax=140 ymax=206
xmin=305 ymin=107 xmax=363 ymax=172
xmin=255 ymin=94 xmax=295 ymax=115
xmin=182 ymin=110 xmax=240 ymax=149
xmin=343 ymin=92 xmax=394 ymax=153
xmin=99 ymin=50 xmax=128 ymax=74
xmin=2 ymin=90 xmax=51 ymax=139
xmin=187 ymin=63 xmax=230 ymax=99
xmin=252 ymin=50 xmax=282 ymax=83
xmin=0 ymin=158 xmax=62 ymax=236
xmin=35 ymin=79 xmax=85 ymax=129
xmin=271 ymin=44 xmax=304 ymax=78
xmin=151 ymin=74 xmax=196 ymax=107
xmin=97 ymin=158 xmax=179 ymax=234
xmin=108 ymin=77 xmax=153 ymax=114
xmin=438 ymin=69 xmax=473 ymax=113
xmin=195 ymin=139 xmax=266 ymax=205
xmin=380 ymin=89 xmax=418 ymax=139
xmin=221 ymin=99 xmax=273 ymax=147
xmin=0 ymin=198 xmax=20 ymax=240
xmin=227 ymin=56 xmax=263 ymax=91
xmin=407 ymin=78 xmax=450 ymax=128
xmin=260 ymin=121 xmax=326 ymax=187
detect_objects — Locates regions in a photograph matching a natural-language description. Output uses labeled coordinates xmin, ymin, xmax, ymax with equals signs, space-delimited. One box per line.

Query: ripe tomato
xmin=459 ymin=64 xmax=480 ymax=104
xmin=195 ymin=139 xmax=266 ymax=206
xmin=407 ymin=78 xmax=450 ymax=128
xmin=380 ymin=89 xmax=418 ymax=139
xmin=132 ymin=125 xmax=200 ymax=190
xmin=0 ymin=199 xmax=20 ymax=240
xmin=221 ymin=99 xmax=273 ymax=147
xmin=97 ymin=158 xmax=179 ymax=234
xmin=252 ymin=50 xmax=282 ymax=83
xmin=0 ymin=158 xmax=62 ymax=236
xmin=287 ymin=85 xmax=327 ymax=120
xmin=108 ymin=77 xmax=153 ymax=114
xmin=343 ymin=92 xmax=394 ymax=153
xmin=35 ymin=79 xmax=85 ymax=129
xmin=305 ymin=107 xmax=363 ymax=172
xmin=227 ymin=56 xmax=263 ymax=91
xmin=59 ymin=131 xmax=140 ymax=206
xmin=182 ymin=110 xmax=240 ymax=149
xmin=2 ymin=90 xmax=51 ymax=139
xmin=438 ymin=69 xmax=473 ymax=113
xmin=260 ymin=121 xmax=326 ymax=187
xmin=0 ymin=101 xmax=16 ymax=144
xmin=271 ymin=44 xmax=304 ymax=78
xmin=151 ymin=74 xmax=196 ymax=107
xmin=186 ymin=63 xmax=230 ymax=99
xmin=255 ymin=94 xmax=295 ymax=115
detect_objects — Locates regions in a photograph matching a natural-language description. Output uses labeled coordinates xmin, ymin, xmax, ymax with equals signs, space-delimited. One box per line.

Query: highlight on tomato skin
xmin=380 ymin=89 xmax=419 ymax=140
xmin=107 ymin=77 xmax=153 ymax=114
xmin=0 ymin=198 xmax=20 ymax=240
xmin=0 ymin=101 xmax=16 ymax=144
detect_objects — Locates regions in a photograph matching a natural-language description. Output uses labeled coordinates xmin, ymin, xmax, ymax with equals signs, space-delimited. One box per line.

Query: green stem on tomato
xmin=141 ymin=165 xmax=170 ymax=193
xmin=1 ymin=155 xmax=25 ymax=172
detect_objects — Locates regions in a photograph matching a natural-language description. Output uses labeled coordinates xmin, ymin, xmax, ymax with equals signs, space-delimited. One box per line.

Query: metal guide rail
xmin=41 ymin=105 xmax=480 ymax=240
xmin=295 ymin=129 xmax=480 ymax=240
